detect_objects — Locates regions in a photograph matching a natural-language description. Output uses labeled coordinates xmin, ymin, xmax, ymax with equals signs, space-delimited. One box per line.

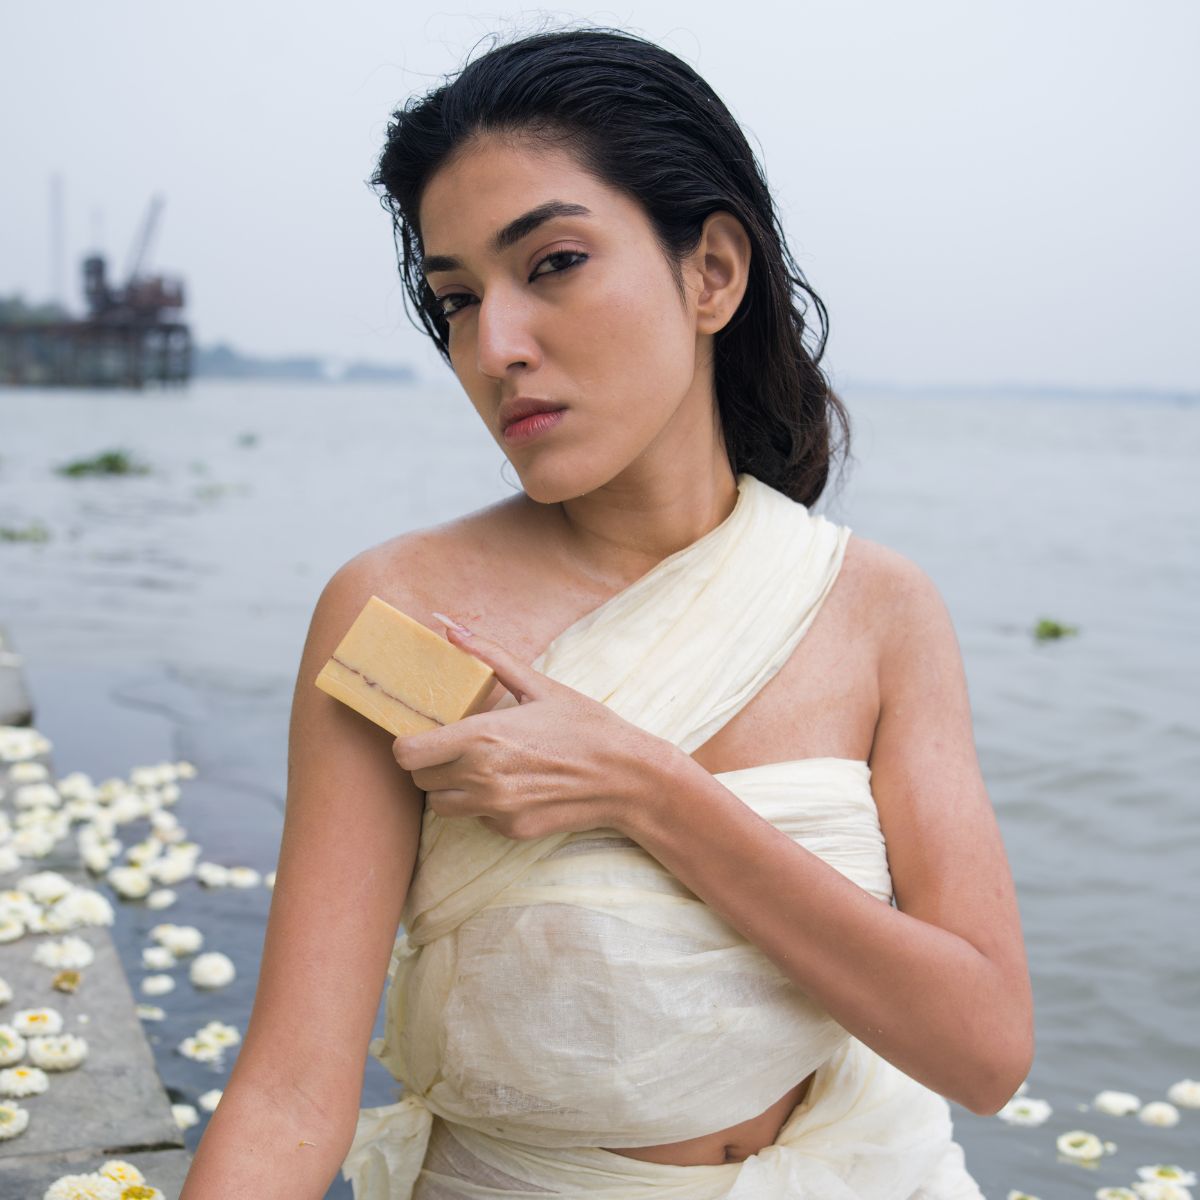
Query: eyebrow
xmin=421 ymin=201 xmax=592 ymax=275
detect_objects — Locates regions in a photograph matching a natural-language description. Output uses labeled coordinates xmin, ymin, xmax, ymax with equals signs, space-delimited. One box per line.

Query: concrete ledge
xmin=1 ymin=629 xmax=192 ymax=1199
xmin=0 ymin=625 xmax=33 ymax=727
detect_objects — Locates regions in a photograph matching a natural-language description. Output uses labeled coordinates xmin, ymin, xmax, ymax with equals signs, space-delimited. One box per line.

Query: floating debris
xmin=0 ymin=521 xmax=51 ymax=543
xmin=55 ymin=449 xmax=151 ymax=478
xmin=1034 ymin=617 xmax=1080 ymax=641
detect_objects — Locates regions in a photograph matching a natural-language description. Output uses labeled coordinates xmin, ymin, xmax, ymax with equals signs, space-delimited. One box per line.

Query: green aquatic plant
xmin=56 ymin=449 xmax=151 ymax=478
xmin=0 ymin=521 xmax=51 ymax=543
xmin=236 ymin=431 xmax=259 ymax=448
xmin=1034 ymin=618 xmax=1080 ymax=642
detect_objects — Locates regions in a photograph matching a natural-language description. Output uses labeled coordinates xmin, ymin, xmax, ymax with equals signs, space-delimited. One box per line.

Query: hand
xmin=390 ymin=613 xmax=670 ymax=841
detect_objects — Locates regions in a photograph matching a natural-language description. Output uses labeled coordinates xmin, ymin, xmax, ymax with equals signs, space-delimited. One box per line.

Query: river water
xmin=1 ymin=379 xmax=1196 ymax=1197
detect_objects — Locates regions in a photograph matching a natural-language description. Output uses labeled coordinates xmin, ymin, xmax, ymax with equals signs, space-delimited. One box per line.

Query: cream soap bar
xmin=315 ymin=595 xmax=495 ymax=737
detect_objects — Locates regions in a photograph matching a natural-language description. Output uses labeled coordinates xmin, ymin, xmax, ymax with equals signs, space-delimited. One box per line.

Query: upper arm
xmin=866 ymin=546 xmax=1029 ymax=991
xmin=225 ymin=545 xmax=426 ymax=1132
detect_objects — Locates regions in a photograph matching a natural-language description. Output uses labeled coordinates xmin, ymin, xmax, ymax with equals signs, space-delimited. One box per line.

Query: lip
xmin=502 ymin=408 xmax=566 ymax=444
xmin=499 ymin=397 xmax=567 ymax=432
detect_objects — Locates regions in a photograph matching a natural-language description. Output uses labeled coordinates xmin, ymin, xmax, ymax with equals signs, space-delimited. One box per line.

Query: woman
xmin=181 ymin=27 xmax=1032 ymax=1200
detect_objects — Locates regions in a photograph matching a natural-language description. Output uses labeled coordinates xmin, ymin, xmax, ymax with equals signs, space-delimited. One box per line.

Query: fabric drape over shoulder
xmin=342 ymin=472 xmax=983 ymax=1199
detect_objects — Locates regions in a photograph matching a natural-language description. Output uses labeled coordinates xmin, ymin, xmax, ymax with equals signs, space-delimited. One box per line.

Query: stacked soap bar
xmin=316 ymin=595 xmax=495 ymax=736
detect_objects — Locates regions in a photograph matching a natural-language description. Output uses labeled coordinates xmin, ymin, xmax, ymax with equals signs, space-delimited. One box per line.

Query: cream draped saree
xmin=342 ymin=473 xmax=983 ymax=1199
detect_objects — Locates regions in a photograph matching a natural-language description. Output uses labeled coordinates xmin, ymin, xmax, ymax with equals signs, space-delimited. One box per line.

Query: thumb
xmin=431 ymin=611 xmax=549 ymax=705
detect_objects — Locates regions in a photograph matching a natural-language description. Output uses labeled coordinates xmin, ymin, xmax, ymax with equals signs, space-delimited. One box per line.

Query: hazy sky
xmin=3 ymin=1 xmax=1197 ymax=390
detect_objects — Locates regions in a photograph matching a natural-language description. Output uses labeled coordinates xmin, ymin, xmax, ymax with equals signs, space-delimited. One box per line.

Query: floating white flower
xmin=12 ymin=1007 xmax=63 ymax=1035
xmin=16 ymin=870 xmax=73 ymax=904
xmin=1139 ymin=1102 xmax=1181 ymax=1127
xmin=141 ymin=946 xmax=175 ymax=971
xmin=172 ymin=1102 xmax=199 ymax=1129
xmin=43 ymin=1173 xmax=122 ymax=1200
xmin=140 ymin=974 xmax=175 ymax=996
xmin=49 ymin=887 xmax=115 ymax=929
xmin=1134 ymin=1183 xmax=1194 ymax=1200
xmin=14 ymin=783 xmax=61 ymax=809
xmin=0 ymin=1025 xmax=26 ymax=1066
xmin=195 ymin=862 xmax=230 ymax=888
xmin=198 ymin=1020 xmax=240 ymax=1046
xmin=1166 ymin=1079 xmax=1200 ymax=1108
xmin=0 ymin=846 xmax=20 ymax=873
xmin=1097 ymin=1189 xmax=1139 ymax=1200
xmin=159 ymin=782 xmax=181 ymax=804
xmin=9 ymin=762 xmax=49 ymax=784
xmin=1138 ymin=1167 xmax=1198 ymax=1185
xmin=997 ymin=1096 xmax=1052 ymax=1126
xmin=33 ymin=936 xmax=95 ymax=970
xmin=227 ymin=866 xmax=261 ymax=888
xmin=0 ymin=915 xmax=23 ymax=943
xmin=1056 ymin=1129 xmax=1106 ymax=1161
xmin=98 ymin=1159 xmax=144 ymax=1186
xmin=190 ymin=952 xmax=235 ymax=989
xmin=0 ymin=977 xmax=12 ymax=1004
xmin=135 ymin=1004 xmax=165 ymax=1022
xmin=198 ymin=1088 xmax=223 ymax=1111
xmin=80 ymin=844 xmax=112 ymax=874
xmin=150 ymin=923 xmax=203 ymax=956
xmin=28 ymin=1033 xmax=88 ymax=1070
xmin=1093 ymin=1090 xmax=1141 ymax=1116
xmin=263 ymin=869 xmax=276 ymax=889
xmin=147 ymin=852 xmax=194 ymax=885
xmin=145 ymin=888 xmax=176 ymax=910
xmin=177 ymin=1036 xmax=222 ymax=1064
xmin=175 ymin=760 xmax=197 ymax=779
xmin=124 ymin=838 xmax=162 ymax=866
xmin=0 ymin=1099 xmax=29 ymax=1139
xmin=0 ymin=1064 xmax=49 ymax=1095
xmin=106 ymin=865 xmax=152 ymax=899
xmin=1007 ymin=1192 xmax=1041 ymax=1200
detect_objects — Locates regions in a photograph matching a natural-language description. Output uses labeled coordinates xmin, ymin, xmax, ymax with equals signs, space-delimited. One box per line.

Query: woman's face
xmin=417 ymin=134 xmax=713 ymax=502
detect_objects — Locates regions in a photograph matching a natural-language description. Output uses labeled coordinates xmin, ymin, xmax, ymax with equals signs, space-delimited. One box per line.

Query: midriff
xmin=605 ymin=1072 xmax=815 ymax=1165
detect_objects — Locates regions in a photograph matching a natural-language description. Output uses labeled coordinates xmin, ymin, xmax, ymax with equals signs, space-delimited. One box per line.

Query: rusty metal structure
xmin=0 ymin=195 xmax=191 ymax=388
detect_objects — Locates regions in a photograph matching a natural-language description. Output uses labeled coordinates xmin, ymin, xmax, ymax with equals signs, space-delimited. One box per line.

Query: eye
xmin=529 ymin=249 xmax=588 ymax=280
xmin=434 ymin=292 xmax=476 ymax=320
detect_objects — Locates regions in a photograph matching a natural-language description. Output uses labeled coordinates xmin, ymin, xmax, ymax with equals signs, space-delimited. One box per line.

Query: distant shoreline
xmin=194 ymin=342 xmax=415 ymax=384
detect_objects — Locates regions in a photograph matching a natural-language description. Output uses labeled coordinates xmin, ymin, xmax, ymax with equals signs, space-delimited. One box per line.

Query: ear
xmin=692 ymin=211 xmax=752 ymax=336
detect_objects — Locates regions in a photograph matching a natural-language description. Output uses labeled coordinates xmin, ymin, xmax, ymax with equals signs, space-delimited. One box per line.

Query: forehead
xmin=418 ymin=134 xmax=641 ymax=256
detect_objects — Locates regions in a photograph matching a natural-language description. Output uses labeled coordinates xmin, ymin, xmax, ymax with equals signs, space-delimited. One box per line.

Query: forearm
xmin=179 ymin=1080 xmax=356 ymax=1200
xmin=614 ymin=746 xmax=1028 ymax=1114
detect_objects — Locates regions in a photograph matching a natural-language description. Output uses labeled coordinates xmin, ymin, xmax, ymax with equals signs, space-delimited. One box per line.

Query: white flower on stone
xmin=56 ymin=772 xmax=97 ymax=801
xmin=1 ymin=891 xmax=40 ymax=924
xmin=145 ymin=888 xmax=176 ymax=910
xmin=1056 ymin=1129 xmax=1106 ymax=1161
xmin=1138 ymin=1167 xmax=1198 ymax=1185
xmin=195 ymin=862 xmax=230 ymax=888
xmin=42 ymin=1173 xmax=122 ymax=1200
xmin=1093 ymin=1090 xmax=1141 ymax=1116
xmin=0 ymin=846 xmax=20 ymax=874
xmin=227 ymin=866 xmax=261 ymax=888
xmin=198 ymin=1087 xmax=223 ymax=1111
xmin=33 ymin=936 xmax=95 ymax=970
xmin=997 ymin=1096 xmax=1052 ymax=1126
xmin=150 ymin=923 xmax=203 ymax=956
xmin=11 ymin=825 xmax=58 ymax=858
xmin=1133 ymin=1183 xmax=1194 ymax=1200
xmin=0 ymin=1064 xmax=49 ymax=1095
xmin=141 ymin=945 xmax=175 ymax=971
xmin=8 ymin=762 xmax=50 ymax=784
xmin=172 ymin=1102 xmax=200 ymax=1129
xmin=141 ymin=974 xmax=175 ymax=996
xmin=106 ymin=865 xmax=152 ymax=899
xmin=190 ymin=952 xmax=235 ymax=989
xmin=1166 ymin=1079 xmax=1200 ymax=1108
xmin=48 ymin=887 xmax=115 ymax=929
xmin=12 ymin=1007 xmax=63 ymax=1035
xmin=0 ymin=725 xmax=51 ymax=761
xmin=0 ymin=1099 xmax=29 ymax=1139
xmin=1138 ymin=1102 xmax=1182 ymax=1127
xmin=158 ymin=782 xmax=181 ymax=804
xmin=0 ymin=1025 xmax=26 ymax=1066
xmin=0 ymin=977 xmax=12 ymax=1005
xmin=135 ymin=1004 xmax=165 ymax=1022
xmin=28 ymin=1033 xmax=88 ymax=1070
xmin=14 ymin=783 xmax=61 ymax=809
xmin=0 ymin=915 xmax=23 ymax=943
xmin=1096 ymin=1189 xmax=1139 ymax=1200
xmin=17 ymin=870 xmax=73 ymax=904
xmin=98 ymin=1159 xmax=145 ymax=1186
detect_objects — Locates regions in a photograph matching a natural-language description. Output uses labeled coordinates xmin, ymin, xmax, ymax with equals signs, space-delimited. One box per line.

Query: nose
xmin=474 ymin=290 xmax=541 ymax=380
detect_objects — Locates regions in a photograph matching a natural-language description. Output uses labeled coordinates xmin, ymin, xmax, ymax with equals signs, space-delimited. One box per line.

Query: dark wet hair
xmin=372 ymin=26 xmax=850 ymax=507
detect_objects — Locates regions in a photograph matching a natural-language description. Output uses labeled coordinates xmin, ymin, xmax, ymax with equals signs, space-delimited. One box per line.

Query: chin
xmin=509 ymin=457 xmax=610 ymax=505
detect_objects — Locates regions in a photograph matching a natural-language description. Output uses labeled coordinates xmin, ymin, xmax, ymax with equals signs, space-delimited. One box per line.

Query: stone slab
xmin=0 ymin=626 xmax=33 ymax=728
xmin=0 ymin=1146 xmax=192 ymax=1200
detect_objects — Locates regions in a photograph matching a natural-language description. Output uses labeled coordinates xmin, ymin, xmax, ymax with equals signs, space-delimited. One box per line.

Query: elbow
xmin=960 ymin=1024 xmax=1036 ymax=1116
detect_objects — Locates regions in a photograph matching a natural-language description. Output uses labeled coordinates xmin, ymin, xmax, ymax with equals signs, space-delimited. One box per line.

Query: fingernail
xmin=431 ymin=611 xmax=473 ymax=637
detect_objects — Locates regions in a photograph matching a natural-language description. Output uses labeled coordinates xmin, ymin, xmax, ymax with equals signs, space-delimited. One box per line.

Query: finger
xmin=431 ymin=612 xmax=552 ymax=705
xmin=393 ymin=728 xmax=462 ymax=773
